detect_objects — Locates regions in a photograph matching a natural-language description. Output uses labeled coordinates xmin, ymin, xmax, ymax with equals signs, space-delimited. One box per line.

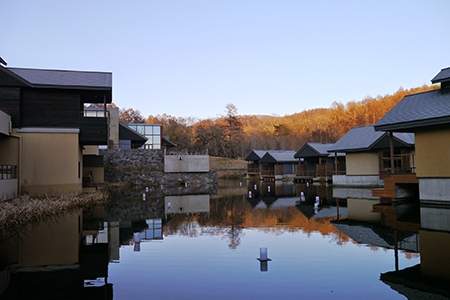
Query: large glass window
xmin=128 ymin=124 xmax=162 ymax=150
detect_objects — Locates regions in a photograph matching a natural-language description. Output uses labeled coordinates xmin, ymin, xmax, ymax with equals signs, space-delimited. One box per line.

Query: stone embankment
xmin=104 ymin=149 xmax=217 ymax=195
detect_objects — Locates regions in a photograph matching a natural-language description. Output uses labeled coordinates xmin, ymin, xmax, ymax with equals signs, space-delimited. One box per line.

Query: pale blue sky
xmin=1 ymin=0 xmax=449 ymax=118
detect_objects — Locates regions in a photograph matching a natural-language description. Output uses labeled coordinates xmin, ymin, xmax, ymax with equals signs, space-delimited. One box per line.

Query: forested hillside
xmin=119 ymin=85 xmax=435 ymax=158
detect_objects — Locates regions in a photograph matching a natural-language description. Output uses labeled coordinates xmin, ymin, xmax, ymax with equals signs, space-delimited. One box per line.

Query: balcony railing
xmin=379 ymin=153 xmax=414 ymax=176
xmin=248 ymin=165 xmax=260 ymax=173
xmin=0 ymin=165 xmax=17 ymax=180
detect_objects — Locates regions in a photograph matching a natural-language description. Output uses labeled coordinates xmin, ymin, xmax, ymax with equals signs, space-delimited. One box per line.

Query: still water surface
xmin=1 ymin=180 xmax=448 ymax=299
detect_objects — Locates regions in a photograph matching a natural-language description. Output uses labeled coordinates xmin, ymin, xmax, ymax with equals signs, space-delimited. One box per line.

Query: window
xmin=128 ymin=124 xmax=162 ymax=150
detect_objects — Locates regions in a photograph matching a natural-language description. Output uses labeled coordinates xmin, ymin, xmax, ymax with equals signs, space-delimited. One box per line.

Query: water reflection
xmin=0 ymin=180 xmax=449 ymax=299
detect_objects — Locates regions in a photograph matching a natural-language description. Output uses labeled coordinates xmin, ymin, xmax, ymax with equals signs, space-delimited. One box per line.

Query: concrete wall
xmin=345 ymin=152 xmax=379 ymax=176
xmin=347 ymin=198 xmax=380 ymax=222
xmin=416 ymin=128 xmax=450 ymax=178
xmin=108 ymin=106 xmax=119 ymax=149
xmin=164 ymin=154 xmax=209 ymax=173
xmin=332 ymin=175 xmax=383 ymax=187
xmin=16 ymin=130 xmax=82 ymax=195
xmin=332 ymin=187 xmax=379 ymax=199
xmin=420 ymin=206 xmax=450 ymax=232
xmin=0 ymin=110 xmax=11 ymax=135
xmin=419 ymin=178 xmax=450 ymax=202
xmin=165 ymin=194 xmax=210 ymax=214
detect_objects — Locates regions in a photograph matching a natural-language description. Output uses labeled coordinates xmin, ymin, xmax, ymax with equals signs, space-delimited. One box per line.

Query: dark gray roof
xmin=375 ymin=90 xmax=450 ymax=131
xmin=308 ymin=143 xmax=335 ymax=155
xmin=245 ymin=150 xmax=267 ymax=161
xmin=261 ymin=150 xmax=297 ymax=163
xmin=329 ymin=126 xmax=414 ymax=153
xmin=431 ymin=67 xmax=450 ymax=83
xmin=6 ymin=67 xmax=112 ymax=89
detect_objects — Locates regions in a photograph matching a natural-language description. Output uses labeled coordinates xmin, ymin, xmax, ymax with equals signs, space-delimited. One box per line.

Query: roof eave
xmin=375 ymin=116 xmax=450 ymax=132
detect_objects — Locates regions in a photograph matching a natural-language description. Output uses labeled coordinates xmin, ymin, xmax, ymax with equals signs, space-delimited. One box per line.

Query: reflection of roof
xmin=6 ymin=67 xmax=112 ymax=89
xmin=260 ymin=150 xmax=297 ymax=163
xmin=375 ymin=90 xmax=450 ymax=131
xmin=245 ymin=150 xmax=267 ymax=161
xmin=381 ymin=265 xmax=450 ymax=300
xmin=328 ymin=126 xmax=414 ymax=152
xmin=333 ymin=220 xmax=418 ymax=252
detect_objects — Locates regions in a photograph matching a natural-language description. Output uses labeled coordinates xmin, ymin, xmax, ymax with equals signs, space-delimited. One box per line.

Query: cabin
xmin=245 ymin=150 xmax=267 ymax=176
xmin=259 ymin=150 xmax=297 ymax=181
xmin=375 ymin=67 xmax=450 ymax=203
xmin=0 ymin=59 xmax=112 ymax=195
xmin=294 ymin=142 xmax=345 ymax=182
xmin=328 ymin=126 xmax=415 ymax=188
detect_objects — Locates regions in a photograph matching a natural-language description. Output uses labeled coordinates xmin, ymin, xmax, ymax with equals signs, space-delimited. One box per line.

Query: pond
xmin=0 ymin=179 xmax=448 ymax=300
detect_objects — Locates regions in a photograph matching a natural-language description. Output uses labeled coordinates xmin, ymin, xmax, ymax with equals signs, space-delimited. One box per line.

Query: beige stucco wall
xmin=420 ymin=230 xmax=450 ymax=282
xmin=347 ymin=198 xmax=380 ymax=222
xmin=415 ymin=128 xmax=450 ymax=178
xmin=345 ymin=152 xmax=379 ymax=176
xmin=17 ymin=132 xmax=82 ymax=195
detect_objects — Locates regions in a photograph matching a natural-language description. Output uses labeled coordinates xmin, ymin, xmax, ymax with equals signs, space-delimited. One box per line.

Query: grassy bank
xmin=0 ymin=192 xmax=106 ymax=236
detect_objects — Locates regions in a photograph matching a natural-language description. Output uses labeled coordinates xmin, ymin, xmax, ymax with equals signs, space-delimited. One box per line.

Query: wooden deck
xmin=372 ymin=174 xmax=418 ymax=199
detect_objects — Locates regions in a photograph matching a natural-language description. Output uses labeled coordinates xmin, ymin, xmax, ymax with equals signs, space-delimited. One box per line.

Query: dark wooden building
xmin=245 ymin=150 xmax=267 ymax=176
xmin=259 ymin=150 xmax=297 ymax=180
xmin=295 ymin=143 xmax=345 ymax=181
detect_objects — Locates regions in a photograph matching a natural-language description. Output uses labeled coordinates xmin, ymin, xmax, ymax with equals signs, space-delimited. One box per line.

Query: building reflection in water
xmin=1 ymin=180 xmax=450 ymax=298
xmin=0 ymin=209 xmax=113 ymax=300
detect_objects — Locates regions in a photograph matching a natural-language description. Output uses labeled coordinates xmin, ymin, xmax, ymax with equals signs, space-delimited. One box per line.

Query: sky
xmin=1 ymin=0 xmax=450 ymax=119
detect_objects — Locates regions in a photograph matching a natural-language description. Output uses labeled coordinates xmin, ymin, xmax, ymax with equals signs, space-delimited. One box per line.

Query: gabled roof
xmin=328 ymin=126 xmax=414 ymax=153
xmin=5 ymin=67 xmax=112 ymax=89
xmin=162 ymin=136 xmax=177 ymax=148
xmin=375 ymin=90 xmax=450 ymax=132
xmin=260 ymin=150 xmax=297 ymax=163
xmin=245 ymin=150 xmax=267 ymax=161
xmin=431 ymin=67 xmax=450 ymax=84
xmin=295 ymin=142 xmax=335 ymax=158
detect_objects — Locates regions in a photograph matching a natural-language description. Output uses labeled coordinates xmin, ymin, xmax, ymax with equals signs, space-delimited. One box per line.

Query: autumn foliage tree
xmin=125 ymin=85 xmax=436 ymax=158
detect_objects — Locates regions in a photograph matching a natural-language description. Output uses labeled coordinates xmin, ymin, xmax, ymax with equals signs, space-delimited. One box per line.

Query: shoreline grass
xmin=0 ymin=192 xmax=106 ymax=238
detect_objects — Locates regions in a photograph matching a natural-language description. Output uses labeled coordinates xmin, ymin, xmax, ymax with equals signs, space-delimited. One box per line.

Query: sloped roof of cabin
xmin=431 ymin=67 xmax=450 ymax=83
xmin=295 ymin=142 xmax=335 ymax=158
xmin=245 ymin=150 xmax=267 ymax=161
xmin=6 ymin=67 xmax=112 ymax=89
xmin=119 ymin=123 xmax=147 ymax=142
xmin=260 ymin=150 xmax=297 ymax=163
xmin=328 ymin=126 xmax=414 ymax=153
xmin=375 ymin=90 xmax=450 ymax=131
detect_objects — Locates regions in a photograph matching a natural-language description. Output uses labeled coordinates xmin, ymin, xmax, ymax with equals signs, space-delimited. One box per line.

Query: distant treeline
xmin=119 ymin=85 xmax=435 ymax=158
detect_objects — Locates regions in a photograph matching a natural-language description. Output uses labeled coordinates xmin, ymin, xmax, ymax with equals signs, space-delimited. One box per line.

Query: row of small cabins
xmin=0 ymin=58 xmax=177 ymax=201
xmin=247 ymin=66 xmax=450 ymax=205
xmin=246 ymin=127 xmax=414 ymax=185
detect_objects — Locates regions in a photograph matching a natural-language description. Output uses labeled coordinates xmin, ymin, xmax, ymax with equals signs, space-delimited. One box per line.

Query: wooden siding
xmin=0 ymin=87 xmax=21 ymax=127
xmin=79 ymin=117 xmax=108 ymax=145
xmin=21 ymin=89 xmax=81 ymax=128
